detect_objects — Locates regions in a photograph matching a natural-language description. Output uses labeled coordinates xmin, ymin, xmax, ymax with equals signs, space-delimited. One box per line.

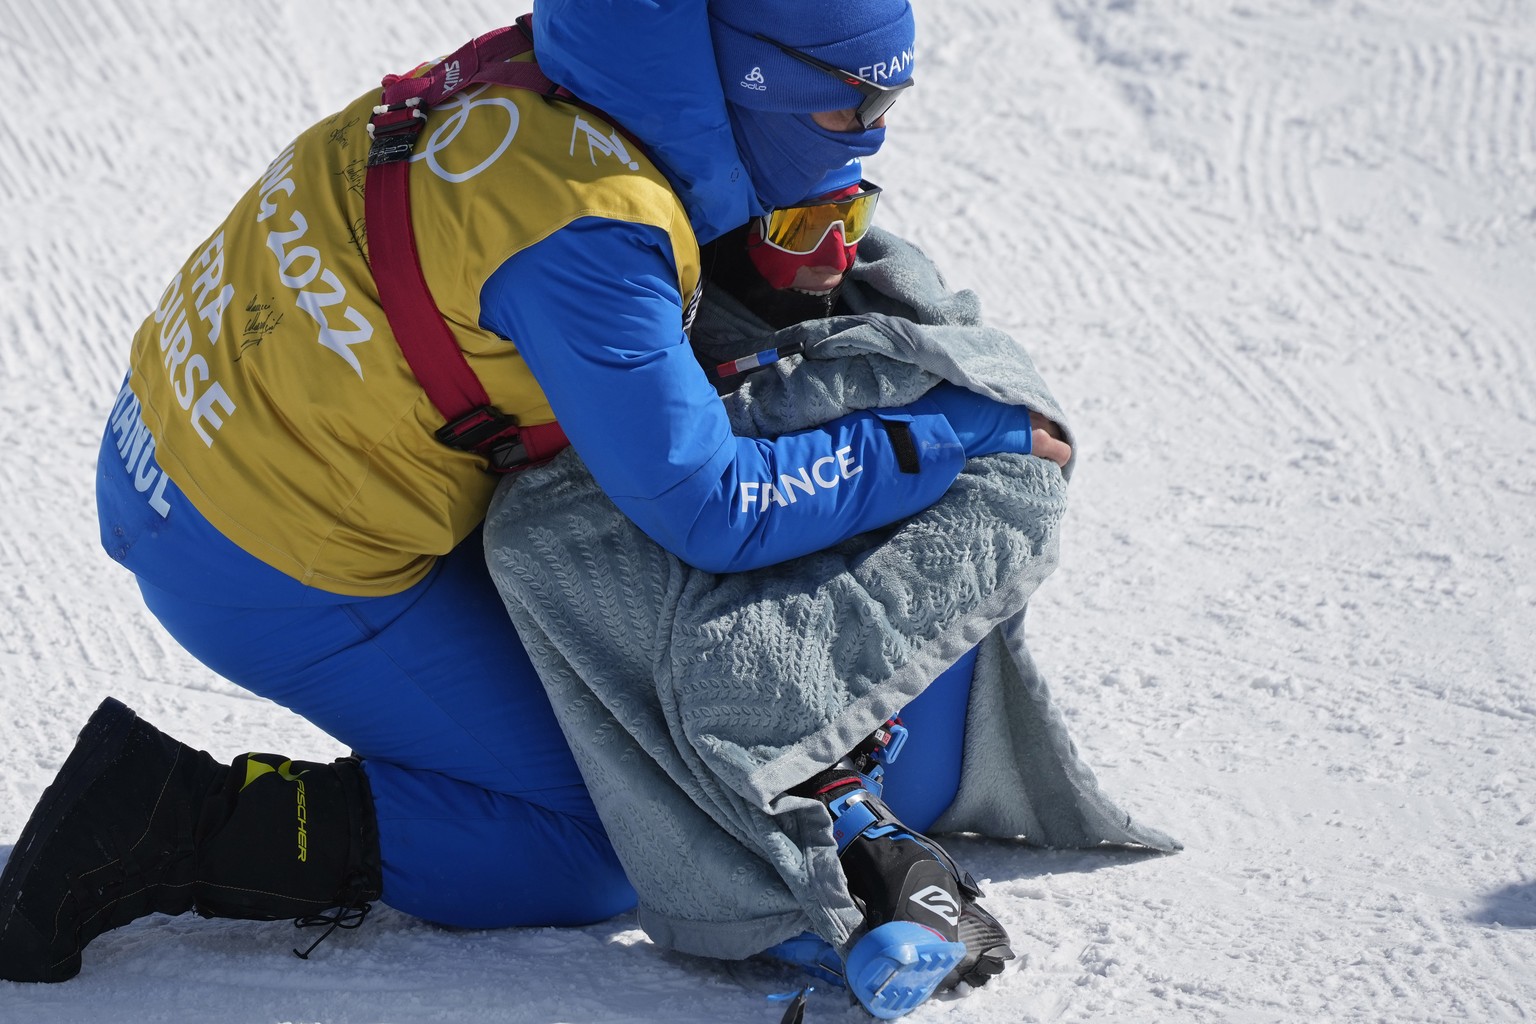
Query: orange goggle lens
xmin=759 ymin=181 xmax=882 ymax=255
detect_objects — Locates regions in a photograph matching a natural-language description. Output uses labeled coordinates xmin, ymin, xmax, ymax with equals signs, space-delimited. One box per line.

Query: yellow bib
xmin=130 ymin=79 xmax=700 ymax=596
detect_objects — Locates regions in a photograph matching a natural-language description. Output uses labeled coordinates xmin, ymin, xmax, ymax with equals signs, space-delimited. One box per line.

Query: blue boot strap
xmin=760 ymin=932 xmax=845 ymax=988
xmin=827 ymin=791 xmax=884 ymax=853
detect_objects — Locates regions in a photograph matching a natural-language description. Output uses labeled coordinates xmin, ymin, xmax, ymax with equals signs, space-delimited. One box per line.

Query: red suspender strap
xmin=364 ymin=18 xmax=569 ymax=473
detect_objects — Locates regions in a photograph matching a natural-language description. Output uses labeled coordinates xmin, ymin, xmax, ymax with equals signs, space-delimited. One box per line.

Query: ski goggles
xmin=757 ymin=180 xmax=883 ymax=255
xmin=754 ymin=34 xmax=914 ymax=130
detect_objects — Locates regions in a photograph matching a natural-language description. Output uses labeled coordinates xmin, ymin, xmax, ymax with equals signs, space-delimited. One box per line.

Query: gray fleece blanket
xmin=483 ymin=227 xmax=1178 ymax=961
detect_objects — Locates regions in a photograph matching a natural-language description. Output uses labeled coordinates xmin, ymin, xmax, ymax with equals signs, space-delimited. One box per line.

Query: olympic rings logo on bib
xmin=411 ymin=85 xmax=521 ymax=184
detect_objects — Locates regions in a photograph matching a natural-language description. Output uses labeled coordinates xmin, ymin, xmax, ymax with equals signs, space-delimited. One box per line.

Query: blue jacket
xmin=485 ymin=1 xmax=967 ymax=574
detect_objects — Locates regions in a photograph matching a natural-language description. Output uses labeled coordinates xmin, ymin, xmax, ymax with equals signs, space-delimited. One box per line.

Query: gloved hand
xmin=917 ymin=382 xmax=1036 ymax=458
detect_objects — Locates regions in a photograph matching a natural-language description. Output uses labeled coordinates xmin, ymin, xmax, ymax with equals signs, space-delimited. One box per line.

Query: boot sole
xmin=0 ymin=697 xmax=139 ymax=982
xmin=844 ymin=920 xmax=966 ymax=1019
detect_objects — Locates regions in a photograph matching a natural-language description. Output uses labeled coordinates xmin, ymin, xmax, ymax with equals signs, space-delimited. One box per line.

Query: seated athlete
xmin=688 ymin=163 xmax=1070 ymax=1009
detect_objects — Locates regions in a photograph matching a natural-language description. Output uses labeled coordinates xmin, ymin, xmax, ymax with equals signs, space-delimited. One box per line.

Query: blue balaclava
xmin=806 ymin=157 xmax=867 ymax=197
xmin=746 ymin=158 xmax=867 ymax=290
xmin=709 ymin=0 xmax=915 ymax=210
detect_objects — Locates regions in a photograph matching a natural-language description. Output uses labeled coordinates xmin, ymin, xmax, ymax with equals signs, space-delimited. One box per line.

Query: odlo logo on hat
xmin=710 ymin=0 xmax=916 ymax=111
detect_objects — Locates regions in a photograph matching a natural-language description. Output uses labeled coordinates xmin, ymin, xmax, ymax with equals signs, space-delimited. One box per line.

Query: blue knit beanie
xmin=710 ymin=0 xmax=914 ymax=209
xmin=710 ymin=0 xmax=916 ymax=113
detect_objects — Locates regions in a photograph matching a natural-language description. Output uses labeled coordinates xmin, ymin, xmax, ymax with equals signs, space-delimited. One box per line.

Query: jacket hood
xmin=532 ymin=0 xmax=761 ymax=244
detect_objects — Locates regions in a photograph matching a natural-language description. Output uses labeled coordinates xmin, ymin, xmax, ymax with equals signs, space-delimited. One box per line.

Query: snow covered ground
xmin=3 ymin=0 xmax=1534 ymax=1020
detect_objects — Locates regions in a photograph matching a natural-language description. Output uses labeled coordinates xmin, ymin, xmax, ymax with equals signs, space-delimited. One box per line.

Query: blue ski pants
xmin=99 ymin=392 xmax=972 ymax=929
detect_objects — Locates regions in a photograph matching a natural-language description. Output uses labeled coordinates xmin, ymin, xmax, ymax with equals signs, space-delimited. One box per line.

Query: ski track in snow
xmin=3 ymin=1 xmax=1534 ymax=1021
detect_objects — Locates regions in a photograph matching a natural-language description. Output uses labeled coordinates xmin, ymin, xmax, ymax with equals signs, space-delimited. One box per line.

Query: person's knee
xmin=538 ymin=819 xmax=636 ymax=924
xmin=557 ymin=862 xmax=637 ymax=924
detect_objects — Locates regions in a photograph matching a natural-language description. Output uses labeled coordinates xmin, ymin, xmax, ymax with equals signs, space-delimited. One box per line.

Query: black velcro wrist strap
xmin=880 ymin=418 xmax=921 ymax=474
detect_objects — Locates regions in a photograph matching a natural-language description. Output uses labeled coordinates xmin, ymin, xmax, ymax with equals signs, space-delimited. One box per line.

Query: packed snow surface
xmin=2 ymin=1 xmax=1533 ymax=1021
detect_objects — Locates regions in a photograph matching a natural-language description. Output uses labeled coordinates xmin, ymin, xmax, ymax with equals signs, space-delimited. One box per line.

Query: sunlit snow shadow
xmin=1471 ymin=881 xmax=1536 ymax=928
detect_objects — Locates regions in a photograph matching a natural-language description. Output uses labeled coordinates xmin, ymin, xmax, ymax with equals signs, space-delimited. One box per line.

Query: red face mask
xmin=746 ymin=182 xmax=877 ymax=292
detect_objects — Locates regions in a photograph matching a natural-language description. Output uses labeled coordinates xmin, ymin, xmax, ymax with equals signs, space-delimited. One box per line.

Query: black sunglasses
xmin=754 ymin=34 xmax=914 ymax=130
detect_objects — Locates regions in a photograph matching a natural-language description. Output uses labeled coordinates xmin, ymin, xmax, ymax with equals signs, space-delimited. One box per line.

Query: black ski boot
xmin=778 ymin=718 xmax=1015 ymax=1017
xmin=944 ymin=895 xmax=1015 ymax=990
xmin=793 ymin=766 xmax=966 ymax=1018
xmin=0 ymin=697 xmax=381 ymax=982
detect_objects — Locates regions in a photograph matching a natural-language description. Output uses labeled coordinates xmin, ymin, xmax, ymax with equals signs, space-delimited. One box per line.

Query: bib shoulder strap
xmin=363 ymin=14 xmax=568 ymax=473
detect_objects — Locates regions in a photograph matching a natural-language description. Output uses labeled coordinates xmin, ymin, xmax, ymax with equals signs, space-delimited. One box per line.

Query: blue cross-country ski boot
xmin=0 ymin=697 xmax=382 ymax=982
xmin=773 ymin=721 xmax=1015 ymax=1018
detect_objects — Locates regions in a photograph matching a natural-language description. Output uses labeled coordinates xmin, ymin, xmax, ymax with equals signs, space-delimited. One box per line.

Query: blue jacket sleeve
xmin=479 ymin=218 xmax=967 ymax=574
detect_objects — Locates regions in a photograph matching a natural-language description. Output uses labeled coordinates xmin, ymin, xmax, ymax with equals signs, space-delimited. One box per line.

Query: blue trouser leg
xmin=878 ymin=645 xmax=977 ymax=833
xmin=136 ymin=531 xmax=635 ymax=928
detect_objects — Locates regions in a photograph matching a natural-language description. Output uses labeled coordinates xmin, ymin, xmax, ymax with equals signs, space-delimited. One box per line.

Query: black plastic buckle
xmin=434 ymin=406 xmax=531 ymax=473
xmin=848 ymin=717 xmax=908 ymax=779
xmin=366 ymin=99 xmax=426 ymax=166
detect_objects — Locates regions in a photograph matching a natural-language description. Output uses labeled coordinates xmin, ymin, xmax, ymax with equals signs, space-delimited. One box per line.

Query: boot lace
xmin=291 ymin=901 xmax=373 ymax=960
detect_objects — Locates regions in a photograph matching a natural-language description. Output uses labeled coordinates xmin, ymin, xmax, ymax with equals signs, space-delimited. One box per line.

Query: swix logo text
xmin=443 ymin=59 xmax=462 ymax=91
xmin=738 ymin=445 xmax=862 ymax=513
xmin=741 ymin=66 xmax=768 ymax=92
